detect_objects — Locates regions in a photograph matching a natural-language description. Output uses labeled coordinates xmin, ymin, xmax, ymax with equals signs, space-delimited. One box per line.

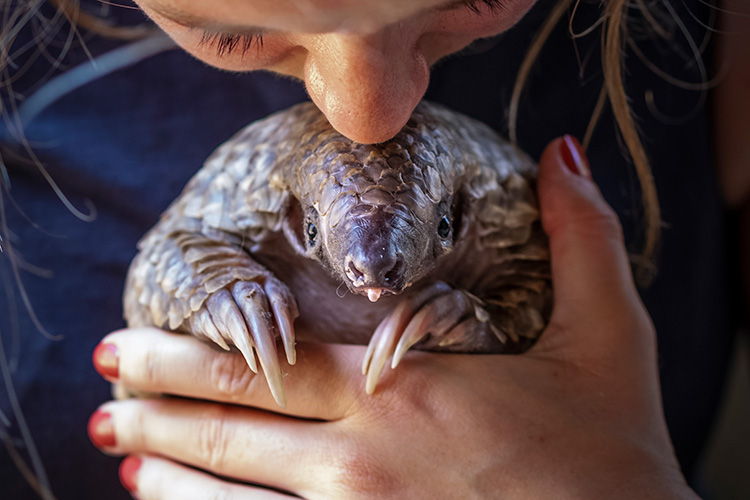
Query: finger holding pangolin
xmin=89 ymin=398 xmax=329 ymax=496
xmin=94 ymin=328 xmax=360 ymax=420
xmin=124 ymin=455 xmax=295 ymax=500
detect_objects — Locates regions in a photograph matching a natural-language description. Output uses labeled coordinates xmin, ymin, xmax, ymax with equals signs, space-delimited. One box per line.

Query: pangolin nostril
xmin=383 ymin=261 xmax=402 ymax=284
xmin=348 ymin=260 xmax=365 ymax=281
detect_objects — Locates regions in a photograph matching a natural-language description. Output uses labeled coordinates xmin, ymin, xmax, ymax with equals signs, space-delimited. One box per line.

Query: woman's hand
xmin=89 ymin=137 xmax=700 ymax=499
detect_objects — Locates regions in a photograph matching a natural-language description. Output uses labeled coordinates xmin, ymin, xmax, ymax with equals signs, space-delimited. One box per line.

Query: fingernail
xmin=88 ymin=409 xmax=116 ymax=449
xmin=560 ymin=135 xmax=591 ymax=179
xmin=93 ymin=342 xmax=119 ymax=379
xmin=119 ymin=455 xmax=142 ymax=494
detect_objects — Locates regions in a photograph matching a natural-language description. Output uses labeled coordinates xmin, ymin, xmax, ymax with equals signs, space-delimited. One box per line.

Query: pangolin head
xmin=312 ymin=195 xmax=458 ymax=302
xmin=287 ymin=108 xmax=466 ymax=302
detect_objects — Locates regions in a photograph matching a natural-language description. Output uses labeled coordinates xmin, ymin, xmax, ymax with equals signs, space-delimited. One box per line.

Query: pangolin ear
xmin=282 ymin=197 xmax=308 ymax=256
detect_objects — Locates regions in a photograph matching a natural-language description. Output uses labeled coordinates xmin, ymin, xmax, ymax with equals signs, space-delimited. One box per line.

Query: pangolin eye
xmin=306 ymin=221 xmax=318 ymax=247
xmin=438 ymin=216 xmax=451 ymax=239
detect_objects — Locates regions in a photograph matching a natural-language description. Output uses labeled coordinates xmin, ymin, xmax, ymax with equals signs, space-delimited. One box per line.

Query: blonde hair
xmin=0 ymin=4 xmax=151 ymax=499
xmin=41 ymin=0 xmax=150 ymax=39
xmin=511 ymin=0 xmax=661 ymax=283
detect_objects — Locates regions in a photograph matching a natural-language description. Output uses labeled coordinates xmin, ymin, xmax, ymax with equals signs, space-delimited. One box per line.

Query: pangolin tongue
xmin=367 ymin=288 xmax=383 ymax=302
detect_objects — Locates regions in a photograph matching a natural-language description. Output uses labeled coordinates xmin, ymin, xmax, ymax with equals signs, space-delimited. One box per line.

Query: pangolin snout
xmin=343 ymin=244 xmax=405 ymax=301
xmin=327 ymin=206 xmax=423 ymax=302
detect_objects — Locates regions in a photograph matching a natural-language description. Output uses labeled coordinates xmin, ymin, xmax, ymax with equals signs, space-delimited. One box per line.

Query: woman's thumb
xmin=537 ymin=136 xmax=647 ymax=340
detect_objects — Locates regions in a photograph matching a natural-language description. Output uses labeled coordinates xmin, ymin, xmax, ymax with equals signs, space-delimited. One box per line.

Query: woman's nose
xmin=301 ymin=30 xmax=430 ymax=144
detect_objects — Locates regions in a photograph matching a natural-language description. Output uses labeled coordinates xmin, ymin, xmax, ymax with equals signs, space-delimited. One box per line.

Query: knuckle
xmin=357 ymin=372 xmax=440 ymax=434
xmin=139 ymin=344 xmax=164 ymax=387
xmin=326 ymin=441 xmax=399 ymax=498
xmin=592 ymin=204 xmax=625 ymax=241
xmin=194 ymin=405 xmax=233 ymax=472
xmin=543 ymin=186 xmax=625 ymax=242
xmin=562 ymin=206 xmax=625 ymax=246
xmin=208 ymin=351 xmax=257 ymax=400
xmin=119 ymin=401 xmax=151 ymax=451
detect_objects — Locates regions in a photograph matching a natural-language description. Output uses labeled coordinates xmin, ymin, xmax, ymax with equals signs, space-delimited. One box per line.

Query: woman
xmin=2 ymin=0 xmax=744 ymax=498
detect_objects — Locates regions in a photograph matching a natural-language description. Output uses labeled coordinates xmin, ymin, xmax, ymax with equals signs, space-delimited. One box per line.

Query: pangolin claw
xmin=360 ymin=282 xmax=501 ymax=393
xmin=264 ymin=279 xmax=299 ymax=366
xmin=205 ymin=290 xmax=259 ymax=373
xmin=188 ymin=308 xmax=230 ymax=351
xmin=231 ymin=281 xmax=287 ymax=408
xmin=392 ymin=290 xmax=472 ymax=368
xmin=361 ymin=281 xmax=453 ymax=394
xmin=191 ymin=279 xmax=297 ymax=408
xmin=363 ymin=312 xmax=401 ymax=395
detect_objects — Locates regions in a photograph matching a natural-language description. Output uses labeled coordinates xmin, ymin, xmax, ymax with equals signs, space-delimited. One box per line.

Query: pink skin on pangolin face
xmin=133 ymin=0 xmax=537 ymax=143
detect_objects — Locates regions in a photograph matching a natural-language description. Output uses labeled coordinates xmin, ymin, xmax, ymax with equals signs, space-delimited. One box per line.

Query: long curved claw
xmin=390 ymin=307 xmax=432 ymax=369
xmin=362 ymin=337 xmax=376 ymax=378
xmin=364 ymin=310 xmax=404 ymax=395
xmin=206 ymin=290 xmax=258 ymax=373
xmin=392 ymin=290 xmax=471 ymax=368
xmin=232 ymin=281 xmax=287 ymax=409
xmin=189 ymin=308 xmax=230 ymax=351
xmin=265 ymin=279 xmax=299 ymax=366
xmin=362 ymin=317 xmax=388 ymax=376
xmin=363 ymin=282 xmax=453 ymax=394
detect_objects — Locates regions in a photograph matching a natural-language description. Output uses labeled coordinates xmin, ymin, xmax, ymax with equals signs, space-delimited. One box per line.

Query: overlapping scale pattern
xmin=123 ymin=100 xmax=552 ymax=404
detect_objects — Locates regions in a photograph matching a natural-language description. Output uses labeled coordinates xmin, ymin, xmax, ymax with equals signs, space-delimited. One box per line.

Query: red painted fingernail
xmin=119 ymin=455 xmax=142 ymax=494
xmin=93 ymin=342 xmax=119 ymax=379
xmin=560 ymin=135 xmax=591 ymax=179
xmin=88 ymin=409 xmax=116 ymax=449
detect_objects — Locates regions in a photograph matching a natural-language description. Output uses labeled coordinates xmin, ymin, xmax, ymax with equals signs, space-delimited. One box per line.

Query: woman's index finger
xmin=99 ymin=327 xmax=362 ymax=421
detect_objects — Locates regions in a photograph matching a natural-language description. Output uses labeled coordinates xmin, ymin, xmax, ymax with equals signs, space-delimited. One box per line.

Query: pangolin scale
xmin=123 ymin=101 xmax=552 ymax=407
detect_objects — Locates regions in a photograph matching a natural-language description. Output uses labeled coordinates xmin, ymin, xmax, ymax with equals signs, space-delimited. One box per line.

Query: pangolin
xmin=123 ymin=101 xmax=552 ymax=407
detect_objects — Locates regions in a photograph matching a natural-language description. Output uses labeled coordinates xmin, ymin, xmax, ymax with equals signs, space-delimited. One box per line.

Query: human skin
xmin=132 ymin=0 xmax=539 ymax=144
xmin=86 ymin=0 xmax=710 ymax=498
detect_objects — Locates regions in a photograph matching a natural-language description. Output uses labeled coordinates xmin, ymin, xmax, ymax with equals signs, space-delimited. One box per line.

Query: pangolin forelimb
xmin=125 ymin=228 xmax=299 ymax=407
xmin=391 ymin=290 xmax=483 ymax=367
xmin=361 ymin=282 xmax=451 ymax=393
xmin=361 ymin=281 xmax=503 ymax=394
xmin=188 ymin=278 xmax=298 ymax=407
